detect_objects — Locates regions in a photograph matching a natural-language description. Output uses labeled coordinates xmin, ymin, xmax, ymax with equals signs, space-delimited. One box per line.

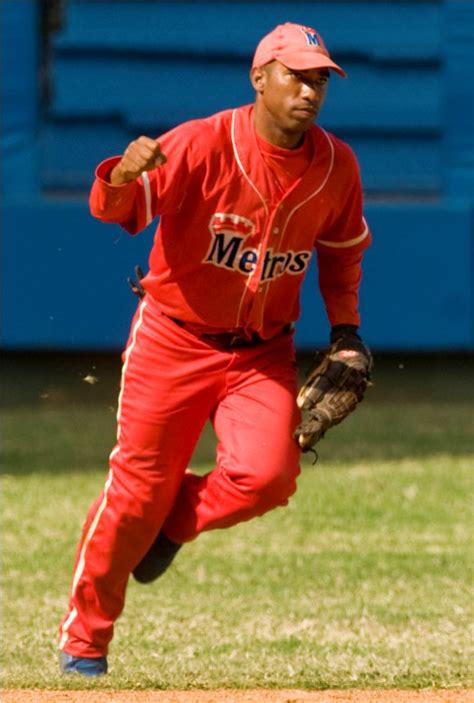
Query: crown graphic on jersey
xmin=210 ymin=213 xmax=255 ymax=237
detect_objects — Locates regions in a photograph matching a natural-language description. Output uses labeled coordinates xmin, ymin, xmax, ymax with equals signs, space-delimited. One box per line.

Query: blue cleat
xmin=133 ymin=531 xmax=182 ymax=584
xmin=60 ymin=652 xmax=108 ymax=676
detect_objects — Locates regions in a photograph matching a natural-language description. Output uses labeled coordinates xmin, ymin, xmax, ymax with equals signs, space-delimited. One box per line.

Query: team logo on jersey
xmin=209 ymin=212 xmax=256 ymax=238
xmin=203 ymin=212 xmax=311 ymax=281
xmin=300 ymin=27 xmax=320 ymax=47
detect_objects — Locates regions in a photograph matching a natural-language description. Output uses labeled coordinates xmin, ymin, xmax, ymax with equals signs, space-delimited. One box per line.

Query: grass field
xmin=1 ymin=352 xmax=473 ymax=691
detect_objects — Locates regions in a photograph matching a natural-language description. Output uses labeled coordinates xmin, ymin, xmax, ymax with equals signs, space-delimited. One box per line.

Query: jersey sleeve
xmin=315 ymin=140 xmax=371 ymax=327
xmin=89 ymin=122 xmax=204 ymax=235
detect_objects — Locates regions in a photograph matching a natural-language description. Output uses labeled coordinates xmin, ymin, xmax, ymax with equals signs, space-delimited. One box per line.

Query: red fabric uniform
xmin=59 ymin=104 xmax=370 ymax=657
xmin=90 ymin=105 xmax=369 ymax=335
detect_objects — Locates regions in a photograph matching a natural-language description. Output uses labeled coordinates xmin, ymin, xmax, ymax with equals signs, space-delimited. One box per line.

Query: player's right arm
xmin=89 ymin=120 xmax=206 ymax=234
xmin=89 ymin=135 xmax=167 ymax=234
xmin=109 ymin=136 xmax=167 ymax=185
xmin=89 ymin=123 xmax=201 ymax=234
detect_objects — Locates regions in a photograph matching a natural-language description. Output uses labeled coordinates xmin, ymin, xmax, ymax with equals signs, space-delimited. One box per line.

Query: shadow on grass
xmin=2 ymin=351 xmax=473 ymax=475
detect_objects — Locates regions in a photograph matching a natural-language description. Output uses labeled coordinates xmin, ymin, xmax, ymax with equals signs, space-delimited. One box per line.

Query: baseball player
xmin=59 ymin=22 xmax=372 ymax=676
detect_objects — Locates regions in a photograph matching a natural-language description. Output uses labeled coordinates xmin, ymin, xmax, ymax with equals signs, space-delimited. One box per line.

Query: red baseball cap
xmin=252 ymin=22 xmax=346 ymax=77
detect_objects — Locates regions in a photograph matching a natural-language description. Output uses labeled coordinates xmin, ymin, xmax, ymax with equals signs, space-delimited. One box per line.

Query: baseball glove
xmin=294 ymin=326 xmax=372 ymax=452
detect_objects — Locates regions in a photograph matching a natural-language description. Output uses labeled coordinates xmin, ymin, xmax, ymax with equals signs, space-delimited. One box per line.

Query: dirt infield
xmin=2 ymin=690 xmax=473 ymax=703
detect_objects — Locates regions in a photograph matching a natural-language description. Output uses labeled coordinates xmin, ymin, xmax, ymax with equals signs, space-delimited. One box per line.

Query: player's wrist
xmin=330 ymin=324 xmax=360 ymax=345
xmin=109 ymin=162 xmax=134 ymax=185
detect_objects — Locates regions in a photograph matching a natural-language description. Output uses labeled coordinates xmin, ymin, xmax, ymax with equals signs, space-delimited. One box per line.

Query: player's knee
xmin=247 ymin=463 xmax=300 ymax=509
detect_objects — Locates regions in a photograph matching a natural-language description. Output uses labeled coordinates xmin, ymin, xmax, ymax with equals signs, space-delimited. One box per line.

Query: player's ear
xmin=250 ymin=66 xmax=267 ymax=93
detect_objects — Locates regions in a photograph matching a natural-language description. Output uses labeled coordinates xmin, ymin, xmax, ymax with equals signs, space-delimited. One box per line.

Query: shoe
xmin=133 ymin=531 xmax=182 ymax=583
xmin=60 ymin=652 xmax=108 ymax=676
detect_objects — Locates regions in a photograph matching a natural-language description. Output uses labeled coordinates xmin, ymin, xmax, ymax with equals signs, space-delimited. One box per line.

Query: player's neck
xmin=253 ymin=106 xmax=305 ymax=149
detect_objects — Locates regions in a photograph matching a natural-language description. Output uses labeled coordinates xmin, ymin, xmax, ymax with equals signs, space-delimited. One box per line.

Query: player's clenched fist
xmin=110 ymin=136 xmax=167 ymax=185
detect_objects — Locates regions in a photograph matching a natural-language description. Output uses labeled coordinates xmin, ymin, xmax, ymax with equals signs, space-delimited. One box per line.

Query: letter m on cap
xmin=301 ymin=27 xmax=319 ymax=46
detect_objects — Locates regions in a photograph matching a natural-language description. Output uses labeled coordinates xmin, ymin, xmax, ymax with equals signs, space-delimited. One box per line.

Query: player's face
xmin=252 ymin=61 xmax=329 ymax=145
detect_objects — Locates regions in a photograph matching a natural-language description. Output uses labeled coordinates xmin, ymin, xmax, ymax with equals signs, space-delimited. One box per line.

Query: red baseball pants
xmin=59 ymin=296 xmax=301 ymax=657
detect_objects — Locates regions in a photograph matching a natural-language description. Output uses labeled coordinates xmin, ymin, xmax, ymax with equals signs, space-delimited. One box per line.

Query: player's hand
xmin=110 ymin=136 xmax=167 ymax=185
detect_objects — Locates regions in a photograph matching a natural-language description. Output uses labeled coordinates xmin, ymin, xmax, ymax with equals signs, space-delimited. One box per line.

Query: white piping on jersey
xmin=231 ymin=109 xmax=269 ymax=328
xmin=59 ymin=299 xmax=147 ymax=652
xmin=258 ymin=128 xmax=336 ymax=328
xmin=231 ymin=110 xmax=269 ymax=216
xmin=234 ymin=240 xmax=264 ymax=328
xmin=318 ymin=218 xmax=369 ymax=248
xmin=279 ymin=129 xmax=335 ymax=242
xmin=141 ymin=171 xmax=153 ymax=226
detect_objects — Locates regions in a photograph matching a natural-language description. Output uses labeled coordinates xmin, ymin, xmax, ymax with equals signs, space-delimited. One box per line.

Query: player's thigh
xmin=213 ymin=338 xmax=301 ymax=487
xmin=116 ymin=301 xmax=221 ymax=464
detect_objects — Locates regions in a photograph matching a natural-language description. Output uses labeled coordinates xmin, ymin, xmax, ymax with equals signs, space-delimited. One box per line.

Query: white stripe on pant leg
xmin=59 ymin=301 xmax=147 ymax=650
xmin=59 ymin=469 xmax=113 ymax=650
xmin=116 ymin=299 xmax=147 ymax=441
xmin=71 ymin=469 xmax=114 ymax=596
xmin=59 ymin=607 xmax=78 ymax=650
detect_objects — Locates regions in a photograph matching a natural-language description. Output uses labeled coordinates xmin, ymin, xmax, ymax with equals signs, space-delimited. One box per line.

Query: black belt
xmin=167 ymin=316 xmax=291 ymax=348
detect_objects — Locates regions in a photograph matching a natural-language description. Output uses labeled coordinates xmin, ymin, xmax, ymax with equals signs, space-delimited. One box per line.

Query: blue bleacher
xmin=43 ymin=1 xmax=443 ymax=193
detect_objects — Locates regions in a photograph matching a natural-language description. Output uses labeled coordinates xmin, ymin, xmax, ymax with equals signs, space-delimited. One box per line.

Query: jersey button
xmin=273 ymin=227 xmax=280 ymax=234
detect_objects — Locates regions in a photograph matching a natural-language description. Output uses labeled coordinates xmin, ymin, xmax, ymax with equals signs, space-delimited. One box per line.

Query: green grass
xmin=1 ymin=352 xmax=473 ymax=690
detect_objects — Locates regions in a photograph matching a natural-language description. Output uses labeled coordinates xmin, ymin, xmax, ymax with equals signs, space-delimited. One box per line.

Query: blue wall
xmin=41 ymin=1 xmax=447 ymax=194
xmin=2 ymin=199 xmax=471 ymax=351
xmin=1 ymin=0 xmax=473 ymax=351
xmin=1 ymin=0 xmax=40 ymax=195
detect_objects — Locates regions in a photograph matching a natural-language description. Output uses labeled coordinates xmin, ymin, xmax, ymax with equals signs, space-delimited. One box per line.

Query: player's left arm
xmin=295 ymin=230 xmax=373 ymax=452
xmin=315 ymin=143 xmax=371 ymax=329
xmin=294 ymin=147 xmax=372 ymax=452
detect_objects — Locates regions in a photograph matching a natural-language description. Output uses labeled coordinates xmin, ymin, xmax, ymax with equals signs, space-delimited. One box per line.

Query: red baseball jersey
xmin=90 ymin=104 xmax=371 ymax=339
